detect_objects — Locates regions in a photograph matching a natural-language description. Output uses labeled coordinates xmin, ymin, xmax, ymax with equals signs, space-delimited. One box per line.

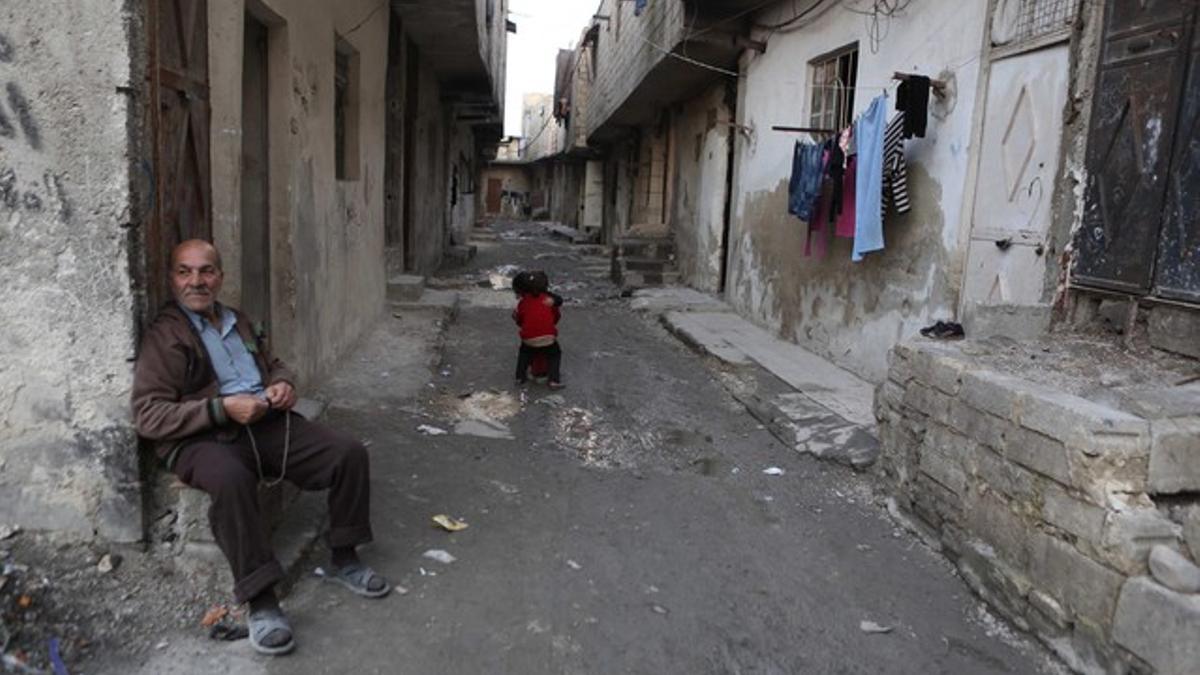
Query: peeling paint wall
xmin=447 ymin=121 xmax=477 ymax=245
xmin=671 ymin=83 xmax=730 ymax=293
xmin=0 ymin=1 xmax=142 ymax=540
xmin=727 ymin=0 xmax=988 ymax=382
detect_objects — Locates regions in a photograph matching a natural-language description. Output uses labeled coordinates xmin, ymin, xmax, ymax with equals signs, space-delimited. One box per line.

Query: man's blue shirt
xmin=180 ymin=303 xmax=266 ymax=397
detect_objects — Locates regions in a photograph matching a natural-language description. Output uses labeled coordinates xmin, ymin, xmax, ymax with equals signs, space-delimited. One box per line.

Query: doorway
xmin=240 ymin=12 xmax=271 ymax=331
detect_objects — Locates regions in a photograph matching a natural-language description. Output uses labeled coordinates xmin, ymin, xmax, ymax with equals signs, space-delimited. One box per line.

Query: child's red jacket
xmin=513 ymin=293 xmax=560 ymax=341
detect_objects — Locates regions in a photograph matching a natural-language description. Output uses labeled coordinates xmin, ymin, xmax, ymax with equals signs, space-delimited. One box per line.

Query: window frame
xmin=807 ymin=43 xmax=859 ymax=132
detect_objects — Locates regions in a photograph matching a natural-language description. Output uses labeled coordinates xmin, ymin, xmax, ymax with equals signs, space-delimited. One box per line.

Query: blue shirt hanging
xmin=788 ymin=141 xmax=825 ymax=223
xmin=853 ymin=95 xmax=888 ymax=261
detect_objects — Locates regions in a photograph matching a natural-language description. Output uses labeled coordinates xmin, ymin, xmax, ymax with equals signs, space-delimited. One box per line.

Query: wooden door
xmin=144 ymin=0 xmax=212 ymax=313
xmin=486 ymin=178 xmax=503 ymax=214
xmin=1155 ymin=8 xmax=1200 ymax=302
xmin=1073 ymin=0 xmax=1192 ymax=293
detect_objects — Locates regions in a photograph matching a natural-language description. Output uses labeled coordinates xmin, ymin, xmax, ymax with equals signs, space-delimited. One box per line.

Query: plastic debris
xmin=431 ymin=515 xmax=469 ymax=532
xmin=422 ymin=549 xmax=457 ymax=564
xmin=48 ymin=638 xmax=68 ymax=675
xmin=762 ymin=467 xmax=785 ymax=476
xmin=154 ymin=640 xmax=169 ymax=650
xmin=201 ymin=605 xmax=228 ymax=628
xmin=0 ymin=525 xmax=19 ymax=541
xmin=859 ymin=621 xmax=893 ymax=634
xmin=566 ymin=560 xmax=582 ymax=571
xmin=96 ymin=554 xmax=120 ymax=574
xmin=417 ymin=424 xmax=449 ymax=436
xmin=651 ymin=604 xmax=669 ymax=616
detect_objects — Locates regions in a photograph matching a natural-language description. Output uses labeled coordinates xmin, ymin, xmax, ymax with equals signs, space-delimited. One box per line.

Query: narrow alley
xmin=125 ymin=222 xmax=1056 ymax=674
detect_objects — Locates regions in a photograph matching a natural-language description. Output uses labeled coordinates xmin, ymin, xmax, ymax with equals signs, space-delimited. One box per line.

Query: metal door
xmin=486 ymin=178 xmax=502 ymax=214
xmin=144 ymin=0 xmax=212 ymax=313
xmin=964 ymin=45 xmax=1072 ymax=306
xmin=1073 ymin=0 xmax=1192 ymax=293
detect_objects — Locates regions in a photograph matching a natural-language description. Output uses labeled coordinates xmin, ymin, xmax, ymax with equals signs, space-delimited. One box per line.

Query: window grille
xmin=995 ymin=0 xmax=1078 ymax=47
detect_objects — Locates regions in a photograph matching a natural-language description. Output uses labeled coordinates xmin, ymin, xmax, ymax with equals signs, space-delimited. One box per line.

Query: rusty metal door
xmin=1074 ymin=0 xmax=1196 ymax=295
xmin=1155 ymin=8 xmax=1200 ymax=302
xmin=486 ymin=178 xmax=502 ymax=214
xmin=144 ymin=0 xmax=212 ymax=312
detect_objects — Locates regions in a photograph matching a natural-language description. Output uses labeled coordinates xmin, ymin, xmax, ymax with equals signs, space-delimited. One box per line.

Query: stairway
xmin=611 ymin=237 xmax=681 ymax=290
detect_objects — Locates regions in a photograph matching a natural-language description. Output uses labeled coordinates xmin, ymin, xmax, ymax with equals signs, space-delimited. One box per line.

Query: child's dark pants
xmin=516 ymin=342 xmax=562 ymax=382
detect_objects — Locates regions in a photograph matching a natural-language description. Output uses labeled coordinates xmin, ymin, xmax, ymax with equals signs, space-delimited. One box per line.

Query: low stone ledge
xmin=877 ymin=338 xmax=1200 ymax=673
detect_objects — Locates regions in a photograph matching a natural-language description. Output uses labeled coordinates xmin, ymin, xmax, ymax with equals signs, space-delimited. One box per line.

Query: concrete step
xmin=616 ymin=270 xmax=682 ymax=288
xmin=445 ymin=244 xmax=477 ymax=266
xmin=612 ymin=238 xmax=676 ymax=261
xmin=386 ymin=275 xmax=425 ymax=303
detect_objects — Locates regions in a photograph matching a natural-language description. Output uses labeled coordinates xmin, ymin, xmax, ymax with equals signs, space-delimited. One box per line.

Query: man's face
xmin=171 ymin=244 xmax=223 ymax=315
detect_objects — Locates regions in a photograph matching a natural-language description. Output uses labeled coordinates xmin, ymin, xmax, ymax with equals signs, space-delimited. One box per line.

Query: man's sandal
xmin=325 ymin=563 xmax=392 ymax=598
xmin=248 ymin=607 xmax=295 ymax=656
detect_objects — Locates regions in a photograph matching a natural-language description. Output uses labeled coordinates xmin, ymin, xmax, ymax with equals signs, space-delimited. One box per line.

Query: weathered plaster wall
xmin=726 ymin=0 xmax=988 ymax=382
xmin=208 ymin=0 xmax=390 ymax=385
xmin=671 ymin=83 xmax=730 ymax=293
xmin=0 ymin=1 xmax=142 ymax=540
xmin=448 ymin=121 xmax=477 ymax=244
xmin=479 ymin=165 xmax=530 ymax=216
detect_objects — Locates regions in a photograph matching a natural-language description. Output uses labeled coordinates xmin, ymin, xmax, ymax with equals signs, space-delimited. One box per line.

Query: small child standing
xmin=512 ymin=270 xmax=564 ymax=388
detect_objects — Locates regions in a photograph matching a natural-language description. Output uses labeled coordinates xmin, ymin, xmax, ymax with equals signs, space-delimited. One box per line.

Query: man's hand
xmin=265 ymin=381 xmax=297 ymax=410
xmin=223 ymin=395 xmax=269 ymax=425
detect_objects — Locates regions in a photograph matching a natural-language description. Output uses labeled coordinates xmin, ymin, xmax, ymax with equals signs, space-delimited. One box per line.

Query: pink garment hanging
xmin=835 ymin=154 xmax=857 ymax=238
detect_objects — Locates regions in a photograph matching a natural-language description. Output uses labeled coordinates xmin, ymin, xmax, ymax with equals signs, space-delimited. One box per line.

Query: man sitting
xmin=132 ymin=239 xmax=390 ymax=656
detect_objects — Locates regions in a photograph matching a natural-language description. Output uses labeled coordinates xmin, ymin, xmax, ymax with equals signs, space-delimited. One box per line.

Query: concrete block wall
xmin=877 ymin=341 xmax=1200 ymax=674
xmin=585 ymin=0 xmax=686 ymax=140
xmin=0 ymin=1 xmax=143 ymax=541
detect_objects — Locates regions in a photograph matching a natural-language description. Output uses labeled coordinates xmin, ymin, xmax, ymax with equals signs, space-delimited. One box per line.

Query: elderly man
xmin=133 ymin=240 xmax=389 ymax=656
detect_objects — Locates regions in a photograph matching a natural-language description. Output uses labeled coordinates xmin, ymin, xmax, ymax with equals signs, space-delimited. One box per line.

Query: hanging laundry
xmin=836 ymin=153 xmax=857 ymax=239
xmin=635 ymin=0 xmax=649 ymax=16
xmin=895 ymin=75 xmax=930 ymax=139
xmin=853 ymin=95 xmax=888 ymax=261
xmin=788 ymin=141 xmax=826 ymax=223
xmin=806 ymin=148 xmax=833 ymax=257
xmin=882 ymin=111 xmax=911 ymax=218
xmin=827 ymin=142 xmax=846 ymax=227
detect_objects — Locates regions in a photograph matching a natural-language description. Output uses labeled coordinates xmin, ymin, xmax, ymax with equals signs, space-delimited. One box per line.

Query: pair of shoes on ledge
xmin=919 ymin=320 xmax=965 ymax=340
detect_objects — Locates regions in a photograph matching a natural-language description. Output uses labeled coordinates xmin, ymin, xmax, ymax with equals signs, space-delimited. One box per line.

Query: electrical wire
xmin=636 ymin=33 xmax=741 ymax=78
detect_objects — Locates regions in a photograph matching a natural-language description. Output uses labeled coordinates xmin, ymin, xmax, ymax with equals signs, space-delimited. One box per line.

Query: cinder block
xmin=1041 ymin=482 xmax=1105 ymax=545
xmin=948 ymin=399 xmax=1010 ymax=451
xmin=972 ymin=445 xmax=1039 ymax=501
xmin=1147 ymin=417 xmax=1200 ymax=494
xmin=1112 ymin=577 xmax=1200 ymax=675
xmin=960 ymin=370 xmax=1026 ymax=421
xmin=1029 ymin=532 xmax=1124 ymax=627
xmin=902 ymin=383 xmax=953 ymax=423
xmin=967 ymin=490 xmax=1035 ymax=569
xmin=1018 ymin=386 xmax=1149 ymax=446
xmin=1148 ymin=305 xmax=1200 ymax=359
xmin=1100 ymin=507 xmax=1183 ymax=576
xmin=1005 ymin=427 xmax=1072 ymax=486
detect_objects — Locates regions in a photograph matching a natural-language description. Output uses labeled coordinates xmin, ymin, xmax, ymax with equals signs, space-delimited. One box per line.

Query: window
xmin=808 ymin=45 xmax=858 ymax=132
xmin=334 ymin=35 xmax=360 ymax=181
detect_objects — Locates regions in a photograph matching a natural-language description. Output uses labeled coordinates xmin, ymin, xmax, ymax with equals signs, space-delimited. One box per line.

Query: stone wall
xmin=670 ymin=83 xmax=731 ymax=293
xmin=877 ymin=340 xmax=1200 ymax=674
xmin=0 ymin=1 xmax=142 ymax=541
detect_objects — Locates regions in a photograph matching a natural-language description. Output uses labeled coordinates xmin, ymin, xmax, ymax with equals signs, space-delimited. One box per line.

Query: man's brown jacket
xmin=131 ymin=303 xmax=295 ymax=463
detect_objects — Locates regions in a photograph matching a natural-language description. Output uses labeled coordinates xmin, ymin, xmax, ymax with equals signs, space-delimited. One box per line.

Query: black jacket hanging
xmin=895 ymin=76 xmax=930 ymax=139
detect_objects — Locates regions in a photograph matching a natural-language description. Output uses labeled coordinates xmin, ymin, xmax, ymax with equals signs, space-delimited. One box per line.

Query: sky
xmin=503 ymin=0 xmax=598 ymax=137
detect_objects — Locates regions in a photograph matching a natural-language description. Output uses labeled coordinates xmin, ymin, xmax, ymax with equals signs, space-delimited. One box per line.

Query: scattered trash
xmin=391 ymin=312 xmax=403 ymax=319
xmin=419 ymin=567 xmax=428 ymax=577
xmin=856 ymin=544 xmax=873 ymax=552
xmin=208 ymin=621 xmax=248 ymax=642
xmin=17 ymin=595 xmax=32 ymax=609
xmin=431 ymin=515 xmax=469 ymax=532
xmin=96 ymin=553 xmax=120 ymax=574
xmin=47 ymin=637 xmax=67 ymax=675
xmin=859 ymin=621 xmax=893 ymax=634
xmin=201 ymin=605 xmax=228 ymax=628
xmin=154 ymin=639 xmax=169 ymax=650
xmin=538 ymin=394 xmax=566 ymax=407
xmin=731 ymin=467 xmax=741 ymax=474
xmin=417 ymin=424 xmax=449 ymax=436
xmin=762 ymin=467 xmax=785 ymax=476
xmin=453 ymin=418 xmax=513 ymax=440
xmin=919 ymin=320 xmax=965 ymax=340
xmin=422 ymin=549 xmax=457 ymax=565
xmin=0 ymin=525 xmax=19 ymax=541
xmin=566 ymin=560 xmax=582 ymax=571
xmin=651 ymin=604 xmax=669 ymax=616
xmin=490 ymin=480 xmax=520 ymax=495
xmin=394 ymin=586 xmax=410 ymax=595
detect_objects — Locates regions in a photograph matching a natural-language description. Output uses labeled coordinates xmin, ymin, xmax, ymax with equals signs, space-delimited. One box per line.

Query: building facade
xmin=0 ymin=0 xmax=505 ymax=541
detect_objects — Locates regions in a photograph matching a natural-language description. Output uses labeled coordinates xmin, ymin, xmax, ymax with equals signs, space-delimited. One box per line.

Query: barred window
xmin=809 ymin=45 xmax=858 ymax=132
xmin=992 ymin=0 xmax=1079 ymax=48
